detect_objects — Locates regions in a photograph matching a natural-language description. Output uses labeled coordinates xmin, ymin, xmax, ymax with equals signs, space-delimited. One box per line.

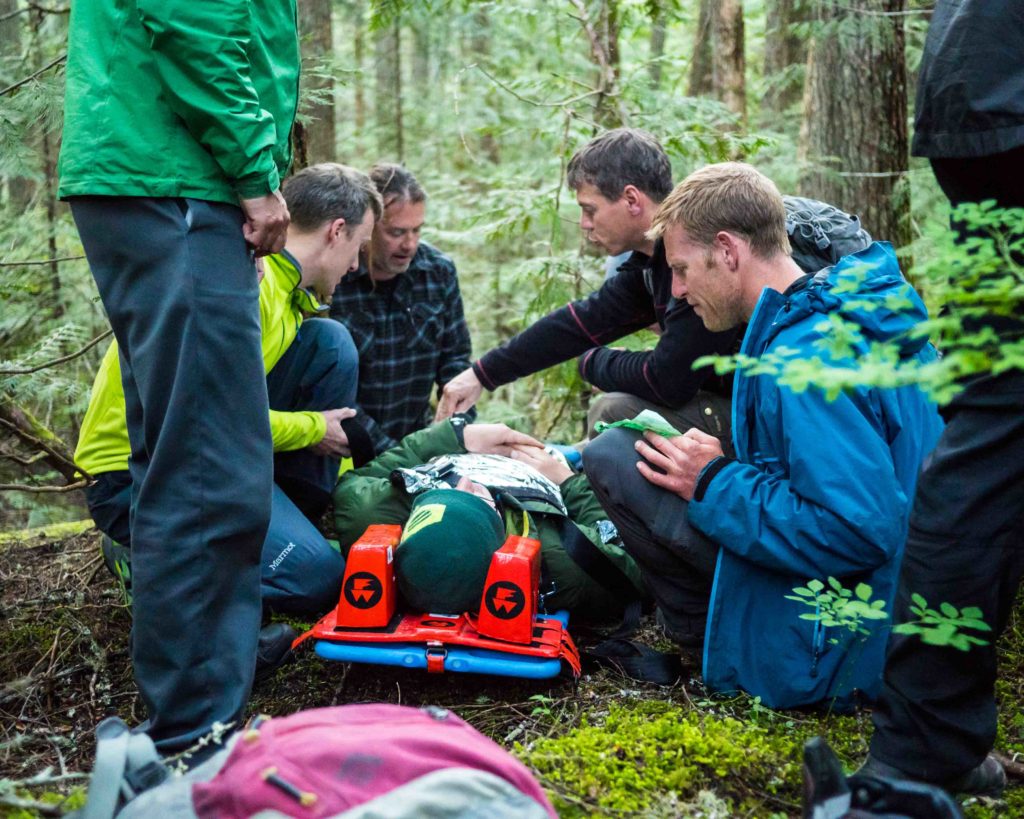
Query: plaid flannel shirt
xmin=330 ymin=241 xmax=472 ymax=450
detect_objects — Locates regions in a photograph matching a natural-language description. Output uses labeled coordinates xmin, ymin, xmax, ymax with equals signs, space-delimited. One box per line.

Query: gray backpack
xmin=784 ymin=195 xmax=873 ymax=274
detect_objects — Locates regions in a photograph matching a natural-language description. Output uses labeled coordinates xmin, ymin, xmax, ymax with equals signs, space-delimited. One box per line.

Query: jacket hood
xmin=753 ymin=242 xmax=929 ymax=357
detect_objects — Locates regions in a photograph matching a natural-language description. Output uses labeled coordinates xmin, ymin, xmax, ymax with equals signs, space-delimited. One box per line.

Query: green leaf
xmin=827 ymin=577 xmax=843 ymax=592
xmin=961 ymin=606 xmax=984 ymax=619
xmin=939 ymin=602 xmax=959 ymax=618
xmin=807 ymin=579 xmax=825 ymax=593
xmin=791 ymin=587 xmax=816 ymax=597
xmin=855 ymin=583 xmax=872 ymax=602
xmin=910 ymin=593 xmax=928 ymax=609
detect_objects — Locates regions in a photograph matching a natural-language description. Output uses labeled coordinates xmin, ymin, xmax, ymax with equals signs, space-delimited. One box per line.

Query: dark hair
xmin=369 ymin=162 xmax=427 ymax=207
xmin=282 ymin=163 xmax=384 ymax=234
xmin=566 ymin=128 xmax=673 ymax=203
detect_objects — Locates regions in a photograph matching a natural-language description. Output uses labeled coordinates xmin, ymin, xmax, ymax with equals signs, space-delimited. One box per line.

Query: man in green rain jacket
xmin=58 ymin=0 xmax=299 ymax=758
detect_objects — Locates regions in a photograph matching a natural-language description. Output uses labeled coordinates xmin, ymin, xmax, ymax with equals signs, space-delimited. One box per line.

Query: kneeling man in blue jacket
xmin=585 ymin=162 xmax=944 ymax=709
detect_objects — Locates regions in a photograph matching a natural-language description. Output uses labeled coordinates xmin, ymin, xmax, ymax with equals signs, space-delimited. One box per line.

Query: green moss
xmin=0 ymin=519 xmax=93 ymax=546
xmin=0 ymin=786 xmax=85 ymax=818
xmin=963 ymin=787 xmax=1024 ymax=819
xmin=519 ymin=700 xmax=807 ymax=815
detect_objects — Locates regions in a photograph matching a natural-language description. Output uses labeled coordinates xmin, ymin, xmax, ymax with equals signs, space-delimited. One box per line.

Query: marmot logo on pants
xmin=269 ymin=542 xmax=296 ymax=572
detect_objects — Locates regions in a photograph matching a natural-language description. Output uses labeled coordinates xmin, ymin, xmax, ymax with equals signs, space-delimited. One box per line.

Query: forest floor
xmin=1 ymin=524 xmax=1022 ymax=818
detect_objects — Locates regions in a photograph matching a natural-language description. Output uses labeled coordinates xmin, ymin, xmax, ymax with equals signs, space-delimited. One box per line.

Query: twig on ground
xmin=993 ymin=750 xmax=1024 ymax=780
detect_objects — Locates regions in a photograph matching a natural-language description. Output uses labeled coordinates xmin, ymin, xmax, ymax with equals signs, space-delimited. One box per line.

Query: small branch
xmin=0 ymin=329 xmax=112 ymax=376
xmin=0 ymin=448 xmax=48 ymax=466
xmin=0 ymin=52 xmax=66 ymax=97
xmin=0 ymin=403 xmax=85 ymax=482
xmin=474 ymin=64 xmax=601 ymax=109
xmin=993 ymin=751 xmax=1024 ymax=781
xmin=0 ymin=479 xmax=90 ymax=493
xmin=0 ymin=254 xmax=85 ymax=267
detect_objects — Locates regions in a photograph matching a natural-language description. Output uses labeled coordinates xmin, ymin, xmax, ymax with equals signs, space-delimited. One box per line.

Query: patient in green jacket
xmin=333 ymin=420 xmax=646 ymax=622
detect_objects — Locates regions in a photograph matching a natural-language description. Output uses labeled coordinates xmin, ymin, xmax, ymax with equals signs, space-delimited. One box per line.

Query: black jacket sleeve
xmin=577 ymin=300 xmax=738 ymax=406
xmin=473 ymin=256 xmax=655 ymax=390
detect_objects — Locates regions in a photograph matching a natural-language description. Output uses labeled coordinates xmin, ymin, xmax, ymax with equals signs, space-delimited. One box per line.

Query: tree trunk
xmin=712 ymin=0 xmax=745 ymax=120
xmin=375 ymin=14 xmax=403 ymax=160
xmin=297 ymin=0 xmax=336 ymax=166
xmin=41 ymin=127 xmax=62 ymax=319
xmin=352 ymin=0 xmax=366 ymax=132
xmin=688 ymin=0 xmax=715 ymax=97
xmin=648 ymin=1 xmax=667 ymax=90
xmin=799 ymin=0 xmax=910 ymax=251
xmin=468 ymin=5 xmax=500 ymax=163
xmin=0 ymin=0 xmax=34 ymax=207
xmin=411 ymin=13 xmax=430 ymax=105
xmin=569 ymin=0 xmax=626 ymax=128
xmin=763 ymin=0 xmax=807 ymax=113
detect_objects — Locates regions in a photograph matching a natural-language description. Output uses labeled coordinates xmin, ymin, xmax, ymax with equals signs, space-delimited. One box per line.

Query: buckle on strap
xmin=425 ymin=643 xmax=447 ymax=674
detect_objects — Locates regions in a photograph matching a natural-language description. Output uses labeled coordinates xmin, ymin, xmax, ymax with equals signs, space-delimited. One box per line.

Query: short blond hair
xmin=647 ymin=162 xmax=790 ymax=259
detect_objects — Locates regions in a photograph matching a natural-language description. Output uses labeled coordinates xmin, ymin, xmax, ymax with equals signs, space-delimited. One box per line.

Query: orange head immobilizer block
xmin=335 ymin=525 xmax=401 ymax=628
xmin=475 ymin=535 xmax=541 ymax=645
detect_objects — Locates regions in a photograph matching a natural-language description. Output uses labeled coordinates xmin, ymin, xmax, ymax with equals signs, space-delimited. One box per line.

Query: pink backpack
xmin=76 ymin=704 xmax=556 ymax=819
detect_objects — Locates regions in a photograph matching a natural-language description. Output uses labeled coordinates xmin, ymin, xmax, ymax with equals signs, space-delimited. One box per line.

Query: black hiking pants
xmin=869 ymin=147 xmax=1024 ymax=781
xmin=72 ymin=196 xmax=273 ymax=755
xmin=584 ymin=427 xmax=719 ymax=644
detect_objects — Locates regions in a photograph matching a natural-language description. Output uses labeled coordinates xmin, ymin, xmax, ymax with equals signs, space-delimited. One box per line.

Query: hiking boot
xmin=655 ymin=607 xmax=706 ymax=649
xmin=254 ymin=623 xmax=298 ymax=682
xmin=100 ymin=535 xmax=133 ymax=606
xmin=855 ymin=752 xmax=1006 ymax=798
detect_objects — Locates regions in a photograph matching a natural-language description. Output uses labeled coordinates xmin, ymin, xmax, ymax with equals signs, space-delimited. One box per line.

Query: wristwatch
xmin=450 ymin=413 xmax=469 ymax=449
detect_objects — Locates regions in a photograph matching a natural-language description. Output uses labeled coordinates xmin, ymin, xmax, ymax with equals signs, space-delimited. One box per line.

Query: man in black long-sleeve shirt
xmin=436 ymin=129 xmax=739 ymax=447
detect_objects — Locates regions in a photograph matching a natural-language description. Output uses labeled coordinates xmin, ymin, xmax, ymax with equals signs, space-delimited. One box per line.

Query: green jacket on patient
xmin=333 ymin=421 xmax=645 ymax=623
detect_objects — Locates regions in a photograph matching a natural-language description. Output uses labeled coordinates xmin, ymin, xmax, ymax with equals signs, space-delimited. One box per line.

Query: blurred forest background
xmin=0 ymin=0 xmax=944 ymax=528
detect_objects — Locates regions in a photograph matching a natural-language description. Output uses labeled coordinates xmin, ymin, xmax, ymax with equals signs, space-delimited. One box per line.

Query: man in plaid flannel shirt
xmin=330 ymin=164 xmax=472 ymax=450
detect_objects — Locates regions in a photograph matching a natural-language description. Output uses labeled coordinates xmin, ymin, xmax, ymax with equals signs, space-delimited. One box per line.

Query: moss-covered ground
xmin=1 ymin=526 xmax=1021 ymax=817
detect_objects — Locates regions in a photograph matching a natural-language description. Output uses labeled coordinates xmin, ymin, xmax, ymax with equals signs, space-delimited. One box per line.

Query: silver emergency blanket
xmin=391 ymin=453 xmax=568 ymax=516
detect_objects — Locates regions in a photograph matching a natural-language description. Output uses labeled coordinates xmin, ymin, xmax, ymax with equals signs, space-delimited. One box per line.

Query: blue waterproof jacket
xmin=688 ymin=242 xmax=944 ymax=709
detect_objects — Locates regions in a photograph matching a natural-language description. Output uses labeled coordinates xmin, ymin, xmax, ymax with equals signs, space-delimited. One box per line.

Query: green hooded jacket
xmin=333 ymin=422 xmax=646 ymax=623
xmin=58 ymin=0 xmax=299 ymax=203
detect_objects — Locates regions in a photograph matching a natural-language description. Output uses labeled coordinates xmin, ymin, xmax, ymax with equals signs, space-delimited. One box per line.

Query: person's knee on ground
xmin=260 ymin=485 xmax=345 ymax=617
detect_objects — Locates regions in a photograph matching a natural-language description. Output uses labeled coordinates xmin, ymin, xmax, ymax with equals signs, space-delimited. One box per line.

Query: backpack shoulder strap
xmin=74 ymin=718 xmax=168 ymax=819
